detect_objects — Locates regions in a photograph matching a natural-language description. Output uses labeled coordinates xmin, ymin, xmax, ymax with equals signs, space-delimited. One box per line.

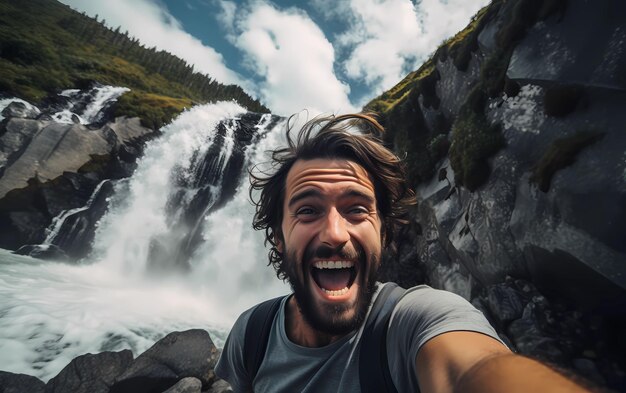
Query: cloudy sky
xmin=59 ymin=0 xmax=489 ymax=116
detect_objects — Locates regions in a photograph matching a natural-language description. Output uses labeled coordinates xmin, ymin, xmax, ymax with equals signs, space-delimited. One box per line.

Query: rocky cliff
xmin=0 ymin=87 xmax=159 ymax=255
xmin=372 ymin=0 xmax=625 ymax=389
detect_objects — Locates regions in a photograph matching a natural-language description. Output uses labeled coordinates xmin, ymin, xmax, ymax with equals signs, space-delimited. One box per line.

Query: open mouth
xmin=310 ymin=260 xmax=357 ymax=296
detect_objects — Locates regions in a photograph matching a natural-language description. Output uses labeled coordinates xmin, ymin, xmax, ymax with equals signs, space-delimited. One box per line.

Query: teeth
xmin=313 ymin=260 xmax=354 ymax=269
xmin=323 ymin=287 xmax=349 ymax=296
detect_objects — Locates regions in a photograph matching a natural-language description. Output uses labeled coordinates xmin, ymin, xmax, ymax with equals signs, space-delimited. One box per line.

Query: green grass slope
xmin=0 ymin=0 xmax=269 ymax=129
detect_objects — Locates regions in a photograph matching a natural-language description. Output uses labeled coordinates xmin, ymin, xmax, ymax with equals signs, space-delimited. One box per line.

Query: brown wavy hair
xmin=250 ymin=113 xmax=416 ymax=280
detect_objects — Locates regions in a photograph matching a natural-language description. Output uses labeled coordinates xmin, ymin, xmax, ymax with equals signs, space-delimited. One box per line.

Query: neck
xmin=285 ymin=296 xmax=345 ymax=347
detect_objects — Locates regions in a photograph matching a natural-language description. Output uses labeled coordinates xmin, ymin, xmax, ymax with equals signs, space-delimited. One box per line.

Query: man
xmin=215 ymin=113 xmax=592 ymax=392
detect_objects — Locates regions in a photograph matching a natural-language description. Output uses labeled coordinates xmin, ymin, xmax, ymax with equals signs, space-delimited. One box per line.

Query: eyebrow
xmin=287 ymin=188 xmax=376 ymax=208
xmin=343 ymin=189 xmax=376 ymax=205
xmin=288 ymin=189 xmax=322 ymax=208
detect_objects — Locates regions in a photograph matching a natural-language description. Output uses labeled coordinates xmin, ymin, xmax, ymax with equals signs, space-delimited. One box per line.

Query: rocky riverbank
xmin=0 ymin=330 xmax=232 ymax=393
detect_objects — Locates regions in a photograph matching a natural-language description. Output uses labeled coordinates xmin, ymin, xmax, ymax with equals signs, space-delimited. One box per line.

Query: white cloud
xmin=231 ymin=2 xmax=356 ymax=116
xmin=59 ymin=0 xmax=242 ymax=86
xmin=337 ymin=0 xmax=490 ymax=95
xmin=216 ymin=0 xmax=237 ymax=39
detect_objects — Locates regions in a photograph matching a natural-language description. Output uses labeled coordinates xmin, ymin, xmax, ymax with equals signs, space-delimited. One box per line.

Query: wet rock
xmin=45 ymin=350 xmax=133 ymax=393
xmin=46 ymin=180 xmax=115 ymax=259
xmin=1 ymin=101 xmax=40 ymax=119
xmin=14 ymin=244 xmax=68 ymax=261
xmin=162 ymin=377 xmax=202 ymax=393
xmin=205 ymin=379 xmax=233 ymax=393
xmin=0 ymin=118 xmax=45 ymax=170
xmin=0 ymin=371 xmax=45 ymax=393
xmin=110 ymin=329 xmax=220 ymax=393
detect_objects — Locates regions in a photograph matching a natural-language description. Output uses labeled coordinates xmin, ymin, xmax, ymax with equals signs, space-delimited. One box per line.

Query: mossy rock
xmin=481 ymin=49 xmax=513 ymax=98
xmin=530 ymin=131 xmax=604 ymax=192
xmin=449 ymin=84 xmax=506 ymax=191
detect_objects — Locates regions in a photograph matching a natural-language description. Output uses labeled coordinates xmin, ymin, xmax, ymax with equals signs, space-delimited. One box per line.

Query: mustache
xmin=304 ymin=243 xmax=361 ymax=261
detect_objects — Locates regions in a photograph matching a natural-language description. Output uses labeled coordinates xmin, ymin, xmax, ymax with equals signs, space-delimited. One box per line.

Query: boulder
xmin=0 ymin=371 xmax=45 ymax=393
xmin=110 ymin=329 xmax=220 ymax=393
xmin=14 ymin=244 xmax=69 ymax=261
xmin=162 ymin=377 xmax=202 ymax=393
xmin=44 ymin=350 xmax=133 ymax=393
xmin=0 ymin=121 xmax=114 ymax=199
xmin=1 ymin=101 xmax=40 ymax=119
xmin=0 ymin=118 xmax=45 ymax=171
xmin=205 ymin=379 xmax=233 ymax=393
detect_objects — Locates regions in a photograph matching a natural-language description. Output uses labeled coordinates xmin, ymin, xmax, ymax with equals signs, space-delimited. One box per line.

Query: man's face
xmin=278 ymin=158 xmax=383 ymax=335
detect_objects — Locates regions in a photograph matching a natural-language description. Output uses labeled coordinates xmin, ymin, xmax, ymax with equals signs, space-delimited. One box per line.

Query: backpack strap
xmin=359 ymin=282 xmax=407 ymax=393
xmin=243 ymin=296 xmax=284 ymax=385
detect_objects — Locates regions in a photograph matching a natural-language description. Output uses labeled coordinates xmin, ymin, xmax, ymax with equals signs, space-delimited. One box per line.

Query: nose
xmin=319 ymin=208 xmax=350 ymax=248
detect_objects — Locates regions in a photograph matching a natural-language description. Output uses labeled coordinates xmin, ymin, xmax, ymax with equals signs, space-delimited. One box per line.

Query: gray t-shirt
xmin=215 ymin=284 xmax=504 ymax=393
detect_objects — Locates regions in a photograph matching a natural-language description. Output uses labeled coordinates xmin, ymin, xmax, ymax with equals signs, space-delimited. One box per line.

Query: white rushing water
xmin=52 ymin=86 xmax=129 ymax=125
xmin=0 ymin=101 xmax=288 ymax=381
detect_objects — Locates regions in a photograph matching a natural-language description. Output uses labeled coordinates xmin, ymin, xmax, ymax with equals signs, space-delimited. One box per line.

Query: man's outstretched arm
xmin=416 ymin=331 xmax=593 ymax=393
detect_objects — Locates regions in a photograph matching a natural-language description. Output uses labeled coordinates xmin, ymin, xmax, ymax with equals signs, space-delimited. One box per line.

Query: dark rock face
xmin=110 ymin=330 xmax=220 ymax=393
xmin=379 ymin=0 xmax=626 ymax=390
xmin=0 ymin=371 xmax=45 ymax=393
xmin=0 ymin=94 xmax=159 ymax=255
xmin=45 ymin=180 xmax=115 ymax=259
xmin=45 ymin=350 xmax=133 ymax=393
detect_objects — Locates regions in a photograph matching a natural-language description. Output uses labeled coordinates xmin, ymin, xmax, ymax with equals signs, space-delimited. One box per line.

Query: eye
xmin=346 ymin=206 xmax=369 ymax=217
xmin=295 ymin=206 xmax=318 ymax=218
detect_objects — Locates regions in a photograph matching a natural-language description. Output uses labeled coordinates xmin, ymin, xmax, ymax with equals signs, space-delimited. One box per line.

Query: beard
xmin=281 ymin=243 xmax=380 ymax=336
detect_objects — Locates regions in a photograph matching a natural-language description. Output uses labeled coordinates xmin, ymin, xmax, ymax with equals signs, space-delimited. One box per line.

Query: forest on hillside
xmin=0 ymin=0 xmax=269 ymax=129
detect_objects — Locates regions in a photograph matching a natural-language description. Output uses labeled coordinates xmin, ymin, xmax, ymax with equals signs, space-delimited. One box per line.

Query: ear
xmin=276 ymin=238 xmax=283 ymax=253
xmin=274 ymin=230 xmax=284 ymax=253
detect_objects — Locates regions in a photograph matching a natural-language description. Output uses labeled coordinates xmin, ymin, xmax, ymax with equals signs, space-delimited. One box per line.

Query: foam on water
xmin=0 ymin=249 xmax=229 ymax=381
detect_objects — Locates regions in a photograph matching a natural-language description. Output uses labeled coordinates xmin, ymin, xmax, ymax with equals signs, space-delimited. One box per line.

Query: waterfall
xmin=52 ymin=85 xmax=129 ymax=125
xmin=44 ymin=180 xmax=111 ymax=245
xmin=0 ymin=101 xmax=288 ymax=381
xmin=91 ymin=101 xmax=242 ymax=274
